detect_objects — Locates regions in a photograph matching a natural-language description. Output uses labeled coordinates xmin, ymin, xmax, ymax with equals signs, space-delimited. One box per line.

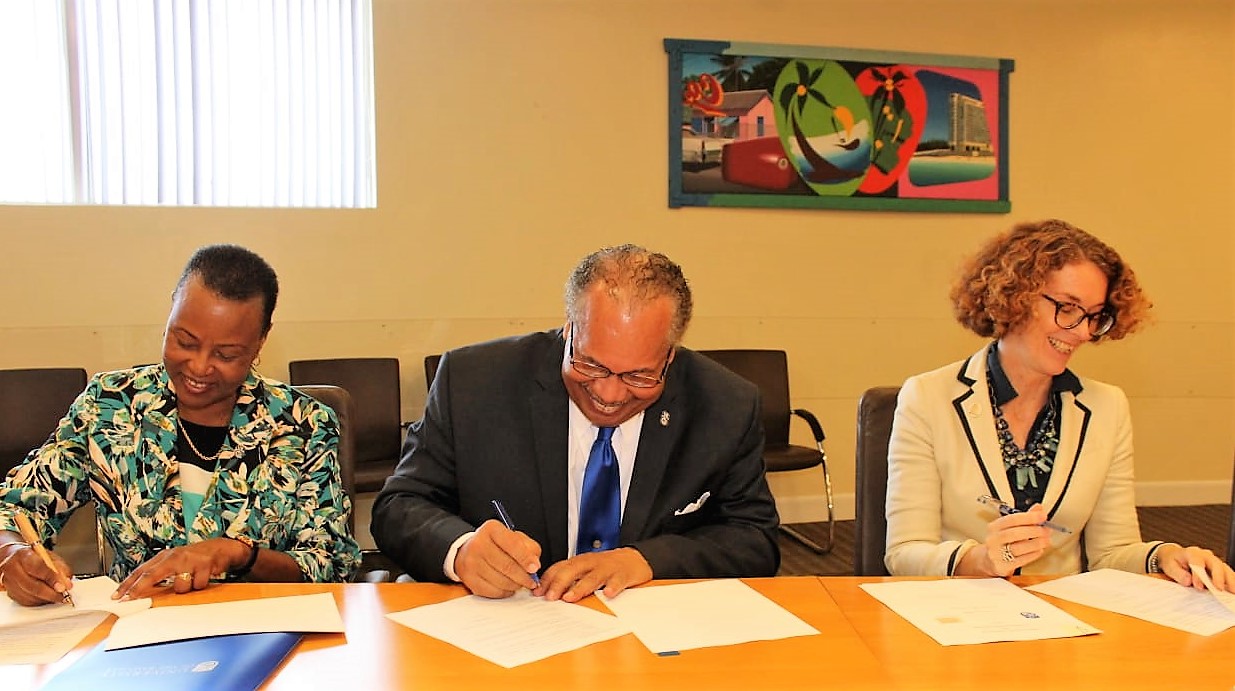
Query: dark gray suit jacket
xmin=371 ymin=329 xmax=780 ymax=582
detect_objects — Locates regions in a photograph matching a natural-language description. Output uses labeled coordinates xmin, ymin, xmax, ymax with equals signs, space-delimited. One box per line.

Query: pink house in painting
xmin=689 ymin=89 xmax=777 ymax=141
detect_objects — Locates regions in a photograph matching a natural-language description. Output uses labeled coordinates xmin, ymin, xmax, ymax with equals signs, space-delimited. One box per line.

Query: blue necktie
xmin=577 ymin=426 xmax=620 ymax=555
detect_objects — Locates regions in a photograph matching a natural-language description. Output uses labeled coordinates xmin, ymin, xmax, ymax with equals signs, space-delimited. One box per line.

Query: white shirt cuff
xmin=442 ymin=531 xmax=476 ymax=582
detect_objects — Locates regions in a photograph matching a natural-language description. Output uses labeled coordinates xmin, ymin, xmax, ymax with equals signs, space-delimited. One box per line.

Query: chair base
xmin=777 ymin=439 xmax=836 ymax=556
xmin=780 ymin=522 xmax=834 ymax=555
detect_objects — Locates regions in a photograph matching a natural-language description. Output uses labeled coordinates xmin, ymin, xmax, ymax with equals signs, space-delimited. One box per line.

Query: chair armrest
xmin=791 ymin=408 xmax=826 ymax=443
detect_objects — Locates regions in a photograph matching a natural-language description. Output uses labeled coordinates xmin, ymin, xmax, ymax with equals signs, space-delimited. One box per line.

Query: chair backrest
xmin=0 ymin=367 xmax=88 ymax=474
xmin=288 ymin=358 xmax=401 ymax=464
xmin=1228 ymin=452 xmax=1235 ymax=569
xmin=293 ymin=384 xmax=356 ymax=533
xmin=424 ymin=354 xmax=442 ymax=391
xmin=696 ymin=350 xmax=791 ymax=446
xmin=0 ymin=367 xmax=103 ymax=575
xmin=854 ymin=386 xmax=900 ymax=576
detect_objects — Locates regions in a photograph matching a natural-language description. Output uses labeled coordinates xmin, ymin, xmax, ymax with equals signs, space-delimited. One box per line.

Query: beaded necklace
xmin=985 ymin=374 xmax=1059 ymax=495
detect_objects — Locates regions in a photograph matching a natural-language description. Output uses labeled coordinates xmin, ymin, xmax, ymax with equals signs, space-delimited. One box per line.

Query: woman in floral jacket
xmin=0 ymin=245 xmax=359 ymax=605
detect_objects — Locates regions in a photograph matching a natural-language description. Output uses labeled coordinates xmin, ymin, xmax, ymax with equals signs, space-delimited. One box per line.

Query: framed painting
xmin=665 ymin=39 xmax=1014 ymax=213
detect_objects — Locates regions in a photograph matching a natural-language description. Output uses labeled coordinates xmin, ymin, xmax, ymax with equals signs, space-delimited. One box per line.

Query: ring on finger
xmin=176 ymin=571 xmax=193 ymax=582
xmin=1000 ymin=543 xmax=1015 ymax=563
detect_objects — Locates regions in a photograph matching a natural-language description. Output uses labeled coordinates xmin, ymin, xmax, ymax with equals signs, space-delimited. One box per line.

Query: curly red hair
xmin=950 ymin=219 xmax=1152 ymax=341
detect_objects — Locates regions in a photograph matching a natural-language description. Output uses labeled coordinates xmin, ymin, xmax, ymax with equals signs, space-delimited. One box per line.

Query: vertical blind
xmin=0 ymin=0 xmax=375 ymax=207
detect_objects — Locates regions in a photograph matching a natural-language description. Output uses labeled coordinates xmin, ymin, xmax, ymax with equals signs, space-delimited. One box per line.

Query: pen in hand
xmin=490 ymin=499 xmax=541 ymax=586
xmin=977 ymin=495 xmax=1073 ymax=534
xmin=14 ymin=513 xmax=75 ymax=607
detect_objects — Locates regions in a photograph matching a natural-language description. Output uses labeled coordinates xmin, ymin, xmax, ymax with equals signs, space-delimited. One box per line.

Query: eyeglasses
xmin=1040 ymin=294 xmax=1115 ymax=338
xmin=567 ymin=323 xmax=673 ymax=388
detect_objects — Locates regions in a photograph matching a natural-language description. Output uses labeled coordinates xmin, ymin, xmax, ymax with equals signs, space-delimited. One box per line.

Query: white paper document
xmin=1027 ymin=568 xmax=1235 ymax=636
xmin=386 ymin=589 xmax=630 ymax=668
xmin=0 ymin=576 xmax=151 ymax=665
xmin=598 ymin=579 xmax=819 ymax=654
xmin=105 ymin=591 xmax=345 ymax=649
xmin=0 ymin=575 xmax=150 ymax=629
xmin=1189 ymin=563 xmax=1235 ymax=616
xmin=861 ymin=577 xmax=1101 ymax=646
xmin=0 ymin=611 xmax=109 ymax=665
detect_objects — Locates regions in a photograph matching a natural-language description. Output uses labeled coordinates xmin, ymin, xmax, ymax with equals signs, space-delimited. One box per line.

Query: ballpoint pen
xmin=14 ymin=513 xmax=75 ymax=607
xmin=977 ymin=495 xmax=1073 ymax=534
xmin=490 ymin=499 xmax=541 ymax=586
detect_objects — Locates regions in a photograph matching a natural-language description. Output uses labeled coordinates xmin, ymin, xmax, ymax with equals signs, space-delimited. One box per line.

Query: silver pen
xmin=977 ymin=495 xmax=1073 ymax=534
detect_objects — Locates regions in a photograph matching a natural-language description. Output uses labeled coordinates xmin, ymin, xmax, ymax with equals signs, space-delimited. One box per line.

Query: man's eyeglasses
xmin=567 ymin=324 xmax=672 ymax=388
xmin=1040 ymin=294 xmax=1115 ymax=338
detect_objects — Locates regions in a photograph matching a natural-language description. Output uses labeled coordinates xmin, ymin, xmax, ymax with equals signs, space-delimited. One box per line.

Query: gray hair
xmin=564 ymin=244 xmax=693 ymax=344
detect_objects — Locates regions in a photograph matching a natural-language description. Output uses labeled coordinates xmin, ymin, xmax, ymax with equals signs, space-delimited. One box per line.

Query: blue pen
xmin=490 ymin=499 xmax=541 ymax=586
xmin=977 ymin=495 xmax=1073 ymax=534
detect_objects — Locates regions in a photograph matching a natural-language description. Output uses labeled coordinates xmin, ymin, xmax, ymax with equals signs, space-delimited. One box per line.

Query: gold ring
xmin=176 ymin=571 xmax=193 ymax=581
xmin=1000 ymin=543 xmax=1015 ymax=563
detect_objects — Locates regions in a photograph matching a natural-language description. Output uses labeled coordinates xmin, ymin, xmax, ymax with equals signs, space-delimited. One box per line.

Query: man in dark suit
xmin=372 ymin=245 xmax=779 ymax=601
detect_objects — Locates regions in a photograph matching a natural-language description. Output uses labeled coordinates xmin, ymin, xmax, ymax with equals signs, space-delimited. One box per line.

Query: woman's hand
xmin=112 ymin=538 xmax=247 ymax=601
xmin=957 ymin=503 xmax=1052 ymax=577
xmin=0 ymin=543 xmax=74 ymax=606
xmin=1154 ymin=544 xmax=1235 ymax=592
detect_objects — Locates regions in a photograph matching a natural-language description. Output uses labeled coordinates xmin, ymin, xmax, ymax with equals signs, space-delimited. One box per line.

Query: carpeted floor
xmin=778 ymin=504 xmax=1232 ymax=576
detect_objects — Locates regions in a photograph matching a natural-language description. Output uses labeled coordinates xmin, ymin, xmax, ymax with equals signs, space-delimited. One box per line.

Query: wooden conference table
xmin=14 ymin=576 xmax=1235 ymax=690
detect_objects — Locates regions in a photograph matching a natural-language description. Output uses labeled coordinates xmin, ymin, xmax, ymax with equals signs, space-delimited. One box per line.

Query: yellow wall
xmin=2 ymin=0 xmax=1232 ymax=520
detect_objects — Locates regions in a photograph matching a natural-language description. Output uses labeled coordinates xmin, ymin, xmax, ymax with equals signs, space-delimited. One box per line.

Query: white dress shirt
xmin=442 ymin=402 xmax=644 ymax=580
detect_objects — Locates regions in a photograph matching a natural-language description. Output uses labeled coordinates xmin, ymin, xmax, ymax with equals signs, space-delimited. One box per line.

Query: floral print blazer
xmin=0 ymin=365 xmax=360 ymax=582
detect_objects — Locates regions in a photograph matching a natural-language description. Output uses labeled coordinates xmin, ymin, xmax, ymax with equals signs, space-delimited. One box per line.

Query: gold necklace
xmin=176 ymin=416 xmax=227 ymax=462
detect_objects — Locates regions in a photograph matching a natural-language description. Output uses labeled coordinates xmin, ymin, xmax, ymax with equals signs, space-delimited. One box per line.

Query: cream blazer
xmin=884 ymin=343 xmax=1162 ymax=576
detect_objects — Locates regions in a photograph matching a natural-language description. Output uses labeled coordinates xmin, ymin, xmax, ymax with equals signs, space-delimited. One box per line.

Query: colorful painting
xmin=666 ymin=39 xmax=1014 ymax=212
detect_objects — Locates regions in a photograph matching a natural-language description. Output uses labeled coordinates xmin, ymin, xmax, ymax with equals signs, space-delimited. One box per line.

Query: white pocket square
xmin=673 ymin=491 xmax=711 ymax=516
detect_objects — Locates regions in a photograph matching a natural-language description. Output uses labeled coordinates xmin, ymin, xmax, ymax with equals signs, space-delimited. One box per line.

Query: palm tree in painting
xmin=866 ymin=67 xmax=915 ymax=174
xmin=711 ymin=55 xmax=752 ymax=92
xmin=777 ymin=60 xmax=861 ymax=183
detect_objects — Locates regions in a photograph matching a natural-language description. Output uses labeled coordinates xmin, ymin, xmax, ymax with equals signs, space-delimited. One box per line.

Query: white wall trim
xmin=1135 ymin=481 xmax=1229 ymax=507
xmin=776 ymin=480 xmax=1232 ymax=525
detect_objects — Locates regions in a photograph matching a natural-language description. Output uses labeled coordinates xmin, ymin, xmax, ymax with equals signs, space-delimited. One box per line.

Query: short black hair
xmin=174 ymin=244 xmax=279 ymax=334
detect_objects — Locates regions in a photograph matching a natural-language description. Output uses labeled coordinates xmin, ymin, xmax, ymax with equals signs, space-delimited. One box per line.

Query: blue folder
xmin=42 ymin=631 xmax=302 ymax=691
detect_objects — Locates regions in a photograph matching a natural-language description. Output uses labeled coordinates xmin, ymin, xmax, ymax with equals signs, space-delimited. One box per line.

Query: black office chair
xmin=293 ymin=385 xmax=356 ymax=533
xmin=424 ymin=354 xmax=442 ymax=390
xmin=1227 ymin=452 xmax=1235 ymax=569
xmin=697 ymin=350 xmax=834 ymax=555
xmin=288 ymin=358 xmax=405 ymax=494
xmin=854 ymin=386 xmax=900 ymax=576
xmin=295 ymin=383 xmax=392 ymax=583
xmin=0 ymin=368 xmax=87 ymax=468
xmin=0 ymin=367 xmax=105 ymax=576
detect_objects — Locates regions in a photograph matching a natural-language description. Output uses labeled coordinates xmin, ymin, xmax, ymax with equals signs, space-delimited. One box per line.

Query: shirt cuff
xmin=442 ymin=531 xmax=476 ymax=582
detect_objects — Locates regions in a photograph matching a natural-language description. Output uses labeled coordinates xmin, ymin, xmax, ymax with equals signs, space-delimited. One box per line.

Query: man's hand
xmin=455 ymin=520 xmax=542 ymax=598
xmin=536 ymin=547 xmax=652 ymax=602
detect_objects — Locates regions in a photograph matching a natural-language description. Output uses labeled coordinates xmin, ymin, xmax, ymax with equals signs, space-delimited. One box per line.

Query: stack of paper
xmin=0 ymin=576 xmax=151 ymax=664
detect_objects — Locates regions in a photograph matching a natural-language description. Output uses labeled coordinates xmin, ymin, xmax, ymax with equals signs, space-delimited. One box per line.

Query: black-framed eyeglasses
xmin=1041 ymin=294 xmax=1115 ymax=338
xmin=566 ymin=323 xmax=673 ymax=389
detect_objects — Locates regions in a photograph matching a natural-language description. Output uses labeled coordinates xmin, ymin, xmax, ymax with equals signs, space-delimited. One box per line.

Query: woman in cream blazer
xmin=884 ymin=220 xmax=1233 ymax=590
